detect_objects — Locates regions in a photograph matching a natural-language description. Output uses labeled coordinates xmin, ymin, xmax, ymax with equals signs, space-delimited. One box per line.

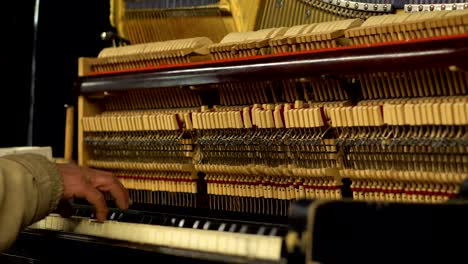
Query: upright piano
xmin=3 ymin=0 xmax=468 ymax=263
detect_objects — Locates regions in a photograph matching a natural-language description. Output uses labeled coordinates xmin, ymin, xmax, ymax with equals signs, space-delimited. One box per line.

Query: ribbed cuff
xmin=3 ymin=153 xmax=64 ymax=222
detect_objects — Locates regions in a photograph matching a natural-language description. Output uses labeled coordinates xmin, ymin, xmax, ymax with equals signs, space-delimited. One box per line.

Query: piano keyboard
xmin=28 ymin=211 xmax=284 ymax=261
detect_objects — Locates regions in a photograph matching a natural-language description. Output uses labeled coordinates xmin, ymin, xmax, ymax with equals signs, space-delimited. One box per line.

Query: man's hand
xmin=56 ymin=163 xmax=129 ymax=222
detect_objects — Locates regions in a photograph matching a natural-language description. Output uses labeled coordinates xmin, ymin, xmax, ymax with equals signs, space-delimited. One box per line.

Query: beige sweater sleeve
xmin=0 ymin=154 xmax=63 ymax=252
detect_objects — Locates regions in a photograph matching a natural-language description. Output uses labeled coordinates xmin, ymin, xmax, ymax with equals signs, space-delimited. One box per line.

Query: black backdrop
xmin=2 ymin=0 xmax=112 ymax=159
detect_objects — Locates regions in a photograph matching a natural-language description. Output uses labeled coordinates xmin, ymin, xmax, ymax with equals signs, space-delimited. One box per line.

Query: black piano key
xmin=269 ymin=227 xmax=279 ymax=237
xmin=257 ymin=226 xmax=267 ymax=236
xmin=192 ymin=220 xmax=201 ymax=229
xmin=109 ymin=211 xmax=117 ymax=221
xmin=202 ymin=221 xmax=211 ymax=230
xmin=117 ymin=212 xmax=124 ymax=221
xmin=239 ymin=225 xmax=249 ymax=234
xmin=228 ymin=224 xmax=238 ymax=232
xmin=178 ymin=219 xmax=186 ymax=228
xmin=217 ymin=223 xmax=227 ymax=232
xmin=140 ymin=216 xmax=152 ymax=224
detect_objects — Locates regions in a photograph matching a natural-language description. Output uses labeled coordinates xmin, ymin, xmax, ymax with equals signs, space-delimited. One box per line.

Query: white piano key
xmin=216 ymin=233 xmax=229 ymax=254
xmin=188 ymin=229 xmax=200 ymax=250
xmin=206 ymin=231 xmax=219 ymax=252
xmin=235 ymin=235 xmax=248 ymax=257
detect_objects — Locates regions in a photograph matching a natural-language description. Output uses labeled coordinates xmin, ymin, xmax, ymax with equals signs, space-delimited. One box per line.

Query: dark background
xmin=2 ymin=0 xmax=113 ymax=159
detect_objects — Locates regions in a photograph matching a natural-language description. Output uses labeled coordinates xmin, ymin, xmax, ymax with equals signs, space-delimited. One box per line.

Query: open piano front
xmin=5 ymin=6 xmax=468 ymax=264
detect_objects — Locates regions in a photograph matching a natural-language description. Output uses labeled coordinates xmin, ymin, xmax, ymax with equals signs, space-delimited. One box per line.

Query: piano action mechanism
xmin=79 ymin=10 xmax=468 ymax=210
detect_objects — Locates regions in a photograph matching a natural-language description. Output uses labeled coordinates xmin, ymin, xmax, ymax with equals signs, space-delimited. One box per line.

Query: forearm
xmin=0 ymin=154 xmax=63 ymax=252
